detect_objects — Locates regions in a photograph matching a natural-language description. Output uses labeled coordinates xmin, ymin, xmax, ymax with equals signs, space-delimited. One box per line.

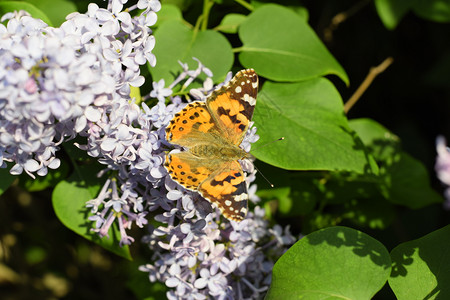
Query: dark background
xmin=2 ymin=1 xmax=450 ymax=299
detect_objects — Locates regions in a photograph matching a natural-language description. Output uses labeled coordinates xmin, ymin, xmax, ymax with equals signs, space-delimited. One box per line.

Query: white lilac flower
xmin=78 ymin=58 xmax=294 ymax=298
xmin=0 ymin=0 xmax=159 ymax=178
xmin=150 ymin=79 xmax=173 ymax=102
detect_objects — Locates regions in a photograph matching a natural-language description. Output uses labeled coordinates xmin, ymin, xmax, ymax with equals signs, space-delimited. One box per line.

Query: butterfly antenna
xmin=253 ymin=164 xmax=274 ymax=188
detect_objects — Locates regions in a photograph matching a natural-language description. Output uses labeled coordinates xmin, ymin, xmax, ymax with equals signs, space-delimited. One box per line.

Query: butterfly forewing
xmin=206 ymin=69 xmax=258 ymax=145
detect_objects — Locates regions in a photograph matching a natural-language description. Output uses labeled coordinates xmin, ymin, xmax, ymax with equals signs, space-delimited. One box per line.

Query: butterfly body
xmin=164 ymin=69 xmax=258 ymax=221
xmin=190 ymin=143 xmax=246 ymax=160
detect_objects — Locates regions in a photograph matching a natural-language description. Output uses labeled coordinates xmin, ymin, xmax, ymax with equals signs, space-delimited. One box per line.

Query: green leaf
xmin=349 ymin=118 xmax=443 ymax=209
xmin=390 ymin=224 xmax=450 ymax=299
xmin=151 ymin=21 xmax=233 ymax=84
xmin=238 ymin=4 xmax=348 ymax=84
xmin=52 ymin=164 xmax=132 ymax=260
xmin=130 ymin=86 xmax=142 ymax=104
xmin=250 ymin=0 xmax=309 ymax=20
xmin=267 ymin=226 xmax=391 ymax=299
xmin=374 ymin=0 xmax=412 ymax=29
xmin=23 ymin=0 xmax=77 ymax=26
xmin=155 ymin=3 xmax=183 ymax=27
xmin=0 ymin=1 xmax=53 ymax=26
xmin=19 ymin=160 xmax=69 ymax=192
xmin=252 ymin=79 xmax=376 ymax=174
xmin=348 ymin=118 xmax=400 ymax=162
xmin=214 ymin=13 xmax=246 ymax=34
xmin=0 ymin=167 xmax=16 ymax=195
xmin=383 ymin=152 xmax=443 ymax=209
xmin=412 ymin=0 xmax=450 ymax=22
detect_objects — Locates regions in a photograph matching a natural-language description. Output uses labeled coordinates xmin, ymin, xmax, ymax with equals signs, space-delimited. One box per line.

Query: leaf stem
xmin=344 ymin=57 xmax=394 ymax=114
xmin=232 ymin=46 xmax=244 ymax=53
xmin=201 ymin=0 xmax=215 ymax=31
xmin=233 ymin=0 xmax=254 ymax=11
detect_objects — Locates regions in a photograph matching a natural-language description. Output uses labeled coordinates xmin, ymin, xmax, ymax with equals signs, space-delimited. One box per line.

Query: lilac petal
xmin=169 ymin=263 xmax=181 ymax=276
xmin=167 ymin=190 xmax=182 ymax=200
xmin=75 ymin=115 xmax=87 ymax=133
xmin=165 ymin=277 xmax=180 ymax=288
xmin=103 ymin=48 xmax=119 ymax=61
xmin=95 ymin=9 xmax=112 ymax=21
xmin=180 ymin=223 xmax=191 ymax=234
xmin=194 ymin=278 xmax=208 ymax=289
xmin=101 ymin=20 xmax=119 ymax=36
xmin=150 ymin=165 xmax=166 ymax=178
xmin=129 ymin=75 xmax=145 ymax=87
xmin=111 ymin=0 xmax=124 ymax=14
xmin=37 ymin=166 xmax=48 ymax=176
xmin=145 ymin=11 xmax=157 ymax=26
xmin=48 ymin=158 xmax=61 ymax=169
xmin=199 ymin=268 xmax=210 ymax=278
xmin=25 ymin=159 xmax=40 ymax=172
xmin=101 ymin=138 xmax=117 ymax=151
xmin=85 ymin=106 xmax=101 ymax=122
xmin=150 ymin=0 xmax=161 ymax=12
xmin=10 ymin=164 xmax=24 ymax=175
xmin=116 ymin=124 xmax=130 ymax=140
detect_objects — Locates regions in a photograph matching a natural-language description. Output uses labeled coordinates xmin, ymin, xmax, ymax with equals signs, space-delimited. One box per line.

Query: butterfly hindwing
xmin=165 ymin=150 xmax=214 ymax=190
xmin=198 ymin=160 xmax=248 ymax=221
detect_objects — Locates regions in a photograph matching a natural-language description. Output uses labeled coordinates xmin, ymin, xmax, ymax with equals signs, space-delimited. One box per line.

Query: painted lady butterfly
xmin=164 ymin=69 xmax=258 ymax=221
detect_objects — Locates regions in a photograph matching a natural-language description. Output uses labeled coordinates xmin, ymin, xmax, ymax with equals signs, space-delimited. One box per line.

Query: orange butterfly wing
xmin=164 ymin=69 xmax=258 ymax=221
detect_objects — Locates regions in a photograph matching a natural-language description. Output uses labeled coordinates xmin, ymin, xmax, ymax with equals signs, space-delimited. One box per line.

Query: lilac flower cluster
xmin=139 ymin=207 xmax=295 ymax=299
xmin=83 ymin=60 xmax=215 ymax=245
xmin=0 ymin=0 xmax=160 ymax=178
xmin=81 ymin=59 xmax=295 ymax=298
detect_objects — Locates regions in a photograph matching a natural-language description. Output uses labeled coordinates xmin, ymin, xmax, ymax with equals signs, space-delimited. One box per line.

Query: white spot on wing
xmin=233 ymin=193 xmax=248 ymax=202
xmin=242 ymin=94 xmax=256 ymax=106
xmin=235 ymin=86 xmax=242 ymax=93
xmin=225 ymin=200 xmax=232 ymax=206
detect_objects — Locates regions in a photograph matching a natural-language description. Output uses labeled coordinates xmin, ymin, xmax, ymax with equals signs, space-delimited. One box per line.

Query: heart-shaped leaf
xmin=151 ymin=21 xmax=233 ymax=84
xmin=252 ymin=78 xmax=376 ymax=174
xmin=239 ymin=4 xmax=348 ymax=84
xmin=390 ymin=224 xmax=450 ymax=299
xmin=267 ymin=226 xmax=391 ymax=299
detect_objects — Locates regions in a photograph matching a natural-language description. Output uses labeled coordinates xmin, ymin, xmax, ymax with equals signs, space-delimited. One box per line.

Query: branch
xmin=344 ymin=57 xmax=394 ymax=114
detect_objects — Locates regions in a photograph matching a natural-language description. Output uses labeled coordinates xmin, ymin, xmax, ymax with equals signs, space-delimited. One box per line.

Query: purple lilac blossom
xmin=0 ymin=0 xmax=159 ymax=178
xmin=83 ymin=59 xmax=295 ymax=298
xmin=140 ymin=66 xmax=294 ymax=298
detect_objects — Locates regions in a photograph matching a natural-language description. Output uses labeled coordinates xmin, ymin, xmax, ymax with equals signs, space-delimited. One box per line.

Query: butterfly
xmin=164 ymin=69 xmax=258 ymax=221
